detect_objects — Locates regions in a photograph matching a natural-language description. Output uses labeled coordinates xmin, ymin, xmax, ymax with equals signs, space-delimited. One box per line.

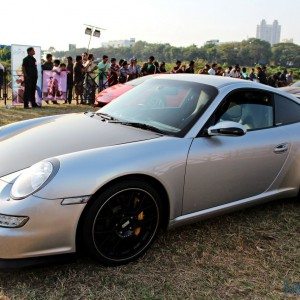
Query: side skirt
xmin=168 ymin=188 xmax=296 ymax=229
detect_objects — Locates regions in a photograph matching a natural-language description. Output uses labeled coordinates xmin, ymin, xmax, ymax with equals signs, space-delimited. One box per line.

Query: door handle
xmin=274 ymin=143 xmax=289 ymax=154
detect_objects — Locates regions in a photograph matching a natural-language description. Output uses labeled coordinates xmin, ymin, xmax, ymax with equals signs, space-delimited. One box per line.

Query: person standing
xmin=118 ymin=61 xmax=130 ymax=83
xmin=185 ymin=61 xmax=195 ymax=73
xmin=84 ymin=53 xmax=98 ymax=105
xmin=279 ymin=69 xmax=288 ymax=86
xmin=108 ymin=58 xmax=120 ymax=86
xmin=141 ymin=56 xmax=156 ymax=75
xmin=159 ymin=62 xmax=167 ymax=73
xmin=199 ymin=64 xmax=210 ymax=74
xmin=74 ymin=55 xmax=84 ymax=105
xmin=208 ymin=63 xmax=217 ymax=75
xmin=41 ymin=54 xmax=53 ymax=104
xmin=249 ymin=68 xmax=257 ymax=81
xmin=42 ymin=54 xmax=53 ymax=71
xmin=98 ymin=55 xmax=109 ymax=91
xmin=82 ymin=52 xmax=88 ymax=65
xmin=171 ymin=60 xmax=183 ymax=73
xmin=257 ymin=66 xmax=267 ymax=85
xmin=241 ymin=67 xmax=249 ymax=80
xmin=128 ymin=57 xmax=140 ymax=81
xmin=286 ymin=70 xmax=293 ymax=85
xmin=66 ymin=56 xmax=74 ymax=104
xmin=0 ymin=62 xmax=4 ymax=99
xmin=22 ymin=47 xmax=38 ymax=108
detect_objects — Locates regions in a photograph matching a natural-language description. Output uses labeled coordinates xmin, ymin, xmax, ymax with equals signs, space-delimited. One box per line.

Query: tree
xmin=239 ymin=38 xmax=272 ymax=66
xmin=272 ymin=43 xmax=300 ymax=67
xmin=217 ymin=42 xmax=239 ymax=65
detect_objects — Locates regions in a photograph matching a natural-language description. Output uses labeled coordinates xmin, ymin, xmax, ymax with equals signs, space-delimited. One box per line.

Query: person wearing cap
xmin=128 ymin=57 xmax=141 ymax=81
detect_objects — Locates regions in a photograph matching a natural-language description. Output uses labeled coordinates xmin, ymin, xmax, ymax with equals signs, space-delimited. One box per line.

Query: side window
xmin=215 ymin=90 xmax=274 ymax=130
xmin=275 ymin=95 xmax=300 ymax=126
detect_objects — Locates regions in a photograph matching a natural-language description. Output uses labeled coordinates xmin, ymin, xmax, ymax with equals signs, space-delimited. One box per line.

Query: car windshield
xmin=98 ymin=78 xmax=218 ymax=136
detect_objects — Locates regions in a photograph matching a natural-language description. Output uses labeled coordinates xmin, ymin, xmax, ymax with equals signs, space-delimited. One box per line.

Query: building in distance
xmin=282 ymin=38 xmax=294 ymax=44
xmin=256 ymin=19 xmax=281 ymax=45
xmin=69 ymin=44 xmax=76 ymax=51
xmin=102 ymin=38 xmax=135 ymax=48
xmin=205 ymin=39 xmax=220 ymax=46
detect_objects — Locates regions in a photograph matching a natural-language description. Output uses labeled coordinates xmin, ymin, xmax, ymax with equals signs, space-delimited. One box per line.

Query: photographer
xmin=83 ymin=53 xmax=98 ymax=104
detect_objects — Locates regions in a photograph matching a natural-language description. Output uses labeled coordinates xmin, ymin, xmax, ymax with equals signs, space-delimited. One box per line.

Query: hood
xmin=0 ymin=113 xmax=160 ymax=177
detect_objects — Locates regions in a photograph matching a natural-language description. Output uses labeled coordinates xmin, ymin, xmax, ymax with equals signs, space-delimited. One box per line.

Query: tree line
xmin=53 ymin=38 xmax=300 ymax=68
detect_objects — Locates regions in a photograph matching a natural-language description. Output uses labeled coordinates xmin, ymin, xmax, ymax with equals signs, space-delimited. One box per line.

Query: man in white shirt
xmin=208 ymin=63 xmax=217 ymax=75
xmin=84 ymin=54 xmax=98 ymax=104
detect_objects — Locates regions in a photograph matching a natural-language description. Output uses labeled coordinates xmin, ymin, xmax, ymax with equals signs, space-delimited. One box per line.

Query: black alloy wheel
xmin=82 ymin=180 xmax=162 ymax=265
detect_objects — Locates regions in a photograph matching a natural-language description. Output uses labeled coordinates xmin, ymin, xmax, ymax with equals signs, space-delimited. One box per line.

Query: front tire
xmin=82 ymin=179 xmax=162 ymax=266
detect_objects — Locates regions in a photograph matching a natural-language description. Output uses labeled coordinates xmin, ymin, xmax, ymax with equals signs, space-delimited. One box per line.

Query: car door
xmin=183 ymin=89 xmax=291 ymax=214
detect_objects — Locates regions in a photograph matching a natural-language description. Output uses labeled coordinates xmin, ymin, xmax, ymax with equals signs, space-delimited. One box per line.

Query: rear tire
xmin=82 ymin=179 xmax=162 ymax=266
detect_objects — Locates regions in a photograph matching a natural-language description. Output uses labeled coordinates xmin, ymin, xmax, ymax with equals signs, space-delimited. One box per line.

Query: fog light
xmin=0 ymin=214 xmax=29 ymax=228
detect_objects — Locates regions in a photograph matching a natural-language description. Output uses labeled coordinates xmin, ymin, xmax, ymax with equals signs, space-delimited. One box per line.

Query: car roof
xmin=151 ymin=74 xmax=300 ymax=103
xmin=152 ymin=74 xmax=252 ymax=89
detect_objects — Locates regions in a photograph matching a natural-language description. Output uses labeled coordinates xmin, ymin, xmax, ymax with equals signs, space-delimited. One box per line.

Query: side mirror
xmin=207 ymin=121 xmax=247 ymax=137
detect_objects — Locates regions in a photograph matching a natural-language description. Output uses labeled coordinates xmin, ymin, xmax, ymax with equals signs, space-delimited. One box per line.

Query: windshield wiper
xmin=95 ymin=112 xmax=118 ymax=121
xmin=109 ymin=121 xmax=165 ymax=134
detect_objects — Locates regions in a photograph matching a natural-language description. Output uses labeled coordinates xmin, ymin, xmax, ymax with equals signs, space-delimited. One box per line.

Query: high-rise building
xmin=102 ymin=38 xmax=135 ymax=48
xmin=205 ymin=39 xmax=220 ymax=46
xmin=282 ymin=38 xmax=293 ymax=44
xmin=69 ymin=44 xmax=76 ymax=51
xmin=256 ymin=19 xmax=281 ymax=45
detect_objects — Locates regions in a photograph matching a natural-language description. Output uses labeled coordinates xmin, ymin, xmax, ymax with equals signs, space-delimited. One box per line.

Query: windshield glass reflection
xmin=99 ymin=79 xmax=218 ymax=136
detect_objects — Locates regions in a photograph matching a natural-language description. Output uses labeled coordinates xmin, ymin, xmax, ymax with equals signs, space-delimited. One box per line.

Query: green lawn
xmin=0 ymin=102 xmax=299 ymax=299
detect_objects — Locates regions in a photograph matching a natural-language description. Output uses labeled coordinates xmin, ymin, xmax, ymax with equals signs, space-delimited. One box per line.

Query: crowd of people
xmin=17 ymin=46 xmax=296 ymax=108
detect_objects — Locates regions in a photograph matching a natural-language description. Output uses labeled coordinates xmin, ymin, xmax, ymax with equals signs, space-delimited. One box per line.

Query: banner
xmin=0 ymin=45 xmax=11 ymax=97
xmin=42 ymin=70 xmax=67 ymax=101
xmin=11 ymin=44 xmax=42 ymax=106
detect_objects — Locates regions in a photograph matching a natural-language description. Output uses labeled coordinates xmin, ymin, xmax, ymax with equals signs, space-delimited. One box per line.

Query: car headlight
xmin=11 ymin=160 xmax=59 ymax=200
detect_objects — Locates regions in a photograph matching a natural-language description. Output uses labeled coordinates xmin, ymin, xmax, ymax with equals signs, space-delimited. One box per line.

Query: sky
xmin=1 ymin=0 xmax=299 ymax=51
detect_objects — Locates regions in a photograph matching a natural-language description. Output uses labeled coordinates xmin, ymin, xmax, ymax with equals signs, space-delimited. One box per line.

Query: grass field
xmin=0 ymin=102 xmax=299 ymax=299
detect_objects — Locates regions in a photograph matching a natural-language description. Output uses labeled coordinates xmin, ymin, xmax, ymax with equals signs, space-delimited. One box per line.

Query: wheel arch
xmin=75 ymin=174 xmax=170 ymax=252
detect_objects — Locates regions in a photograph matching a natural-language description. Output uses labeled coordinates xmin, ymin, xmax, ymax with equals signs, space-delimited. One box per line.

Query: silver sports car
xmin=1 ymin=74 xmax=300 ymax=267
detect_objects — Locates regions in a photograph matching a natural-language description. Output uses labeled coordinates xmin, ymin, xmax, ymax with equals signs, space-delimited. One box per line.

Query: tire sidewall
xmin=82 ymin=179 xmax=162 ymax=266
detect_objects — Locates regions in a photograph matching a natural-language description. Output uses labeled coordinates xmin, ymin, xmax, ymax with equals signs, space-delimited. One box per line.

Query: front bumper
xmin=0 ymin=253 xmax=77 ymax=269
xmin=0 ymin=179 xmax=86 ymax=260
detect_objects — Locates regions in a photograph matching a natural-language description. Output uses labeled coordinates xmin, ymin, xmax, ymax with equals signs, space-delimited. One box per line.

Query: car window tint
xmin=216 ymin=91 xmax=274 ymax=131
xmin=275 ymin=95 xmax=300 ymax=126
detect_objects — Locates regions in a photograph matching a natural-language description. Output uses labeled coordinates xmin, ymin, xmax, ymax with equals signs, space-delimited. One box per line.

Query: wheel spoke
xmin=92 ymin=187 xmax=159 ymax=261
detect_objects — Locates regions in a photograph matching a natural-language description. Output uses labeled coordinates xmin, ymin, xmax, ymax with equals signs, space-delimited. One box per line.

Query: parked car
xmin=1 ymin=74 xmax=300 ymax=268
xmin=95 ymin=75 xmax=156 ymax=107
xmin=279 ymin=81 xmax=300 ymax=99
